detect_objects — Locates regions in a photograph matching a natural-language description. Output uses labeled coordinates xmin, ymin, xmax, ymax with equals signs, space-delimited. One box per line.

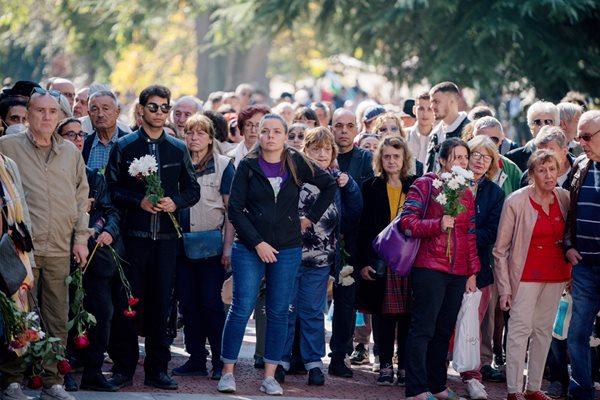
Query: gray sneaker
xmin=1 ymin=383 xmax=28 ymax=400
xmin=260 ymin=376 xmax=283 ymax=395
xmin=39 ymin=384 xmax=75 ymax=400
xmin=217 ymin=372 xmax=236 ymax=393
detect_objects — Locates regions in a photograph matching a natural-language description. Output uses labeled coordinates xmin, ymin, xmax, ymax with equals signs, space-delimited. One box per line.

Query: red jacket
xmin=399 ymin=173 xmax=480 ymax=276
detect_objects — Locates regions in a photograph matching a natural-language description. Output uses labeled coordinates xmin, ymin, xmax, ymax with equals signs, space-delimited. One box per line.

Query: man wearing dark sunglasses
xmin=506 ymin=101 xmax=559 ymax=172
xmin=565 ymin=110 xmax=600 ymax=400
xmin=104 ymin=85 xmax=200 ymax=391
xmin=0 ymin=88 xmax=90 ymax=400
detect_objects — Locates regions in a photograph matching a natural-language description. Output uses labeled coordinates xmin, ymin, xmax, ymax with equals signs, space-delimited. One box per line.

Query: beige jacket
xmin=0 ymin=131 xmax=90 ymax=257
xmin=493 ymin=186 xmax=570 ymax=299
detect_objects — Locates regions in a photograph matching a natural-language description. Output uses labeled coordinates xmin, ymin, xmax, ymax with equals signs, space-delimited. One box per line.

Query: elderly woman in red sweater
xmin=493 ymin=149 xmax=570 ymax=400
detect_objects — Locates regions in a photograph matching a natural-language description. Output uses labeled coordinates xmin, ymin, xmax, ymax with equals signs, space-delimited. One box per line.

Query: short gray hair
xmin=173 ymin=95 xmax=203 ymax=113
xmin=527 ymin=101 xmax=560 ymax=126
xmin=88 ymin=90 xmax=119 ymax=108
xmin=534 ymin=125 xmax=568 ymax=148
xmin=558 ymin=102 xmax=583 ymax=124
xmin=473 ymin=116 xmax=503 ymax=135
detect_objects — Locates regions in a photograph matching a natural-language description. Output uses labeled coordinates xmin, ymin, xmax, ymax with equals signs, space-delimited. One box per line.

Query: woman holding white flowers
xmin=493 ymin=149 xmax=570 ymax=400
xmin=278 ymin=126 xmax=362 ymax=386
xmin=356 ymin=136 xmax=418 ymax=386
xmin=218 ymin=114 xmax=336 ymax=396
xmin=399 ymin=137 xmax=480 ymax=400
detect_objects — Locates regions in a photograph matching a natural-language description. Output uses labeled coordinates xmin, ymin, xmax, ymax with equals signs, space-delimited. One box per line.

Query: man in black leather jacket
xmin=104 ymin=85 xmax=200 ymax=391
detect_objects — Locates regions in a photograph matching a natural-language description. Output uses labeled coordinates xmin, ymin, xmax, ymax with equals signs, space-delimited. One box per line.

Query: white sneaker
xmin=260 ymin=376 xmax=283 ymax=395
xmin=466 ymin=379 xmax=488 ymax=400
xmin=217 ymin=373 xmax=236 ymax=393
xmin=40 ymin=384 xmax=75 ymax=400
xmin=1 ymin=383 xmax=28 ymax=400
xmin=372 ymin=355 xmax=380 ymax=372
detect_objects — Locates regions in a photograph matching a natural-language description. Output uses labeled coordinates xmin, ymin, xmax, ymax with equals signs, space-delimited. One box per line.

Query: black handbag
xmin=0 ymin=233 xmax=27 ymax=296
xmin=182 ymin=229 xmax=223 ymax=261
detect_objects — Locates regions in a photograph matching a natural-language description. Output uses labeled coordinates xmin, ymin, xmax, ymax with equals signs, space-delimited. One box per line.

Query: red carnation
xmin=123 ymin=309 xmax=136 ymax=318
xmin=74 ymin=332 xmax=90 ymax=349
xmin=57 ymin=359 xmax=72 ymax=375
xmin=127 ymin=297 xmax=139 ymax=306
xmin=29 ymin=375 xmax=43 ymax=389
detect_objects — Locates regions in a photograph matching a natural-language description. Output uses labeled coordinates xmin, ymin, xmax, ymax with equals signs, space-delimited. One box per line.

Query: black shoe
xmin=64 ymin=373 xmax=78 ymax=392
xmin=107 ymin=373 xmax=133 ymax=389
xmin=81 ymin=372 xmax=119 ymax=392
xmin=274 ymin=365 xmax=286 ymax=384
xmin=328 ymin=359 xmax=353 ymax=378
xmin=144 ymin=372 xmax=178 ymax=390
xmin=308 ymin=367 xmax=325 ymax=386
xmin=211 ymin=368 xmax=222 ymax=381
xmin=172 ymin=359 xmax=208 ymax=376
xmin=350 ymin=343 xmax=370 ymax=365
xmin=254 ymin=356 xmax=265 ymax=369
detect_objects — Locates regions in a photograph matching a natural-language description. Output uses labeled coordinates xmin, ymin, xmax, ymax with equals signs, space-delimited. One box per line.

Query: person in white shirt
xmin=407 ymin=92 xmax=435 ymax=165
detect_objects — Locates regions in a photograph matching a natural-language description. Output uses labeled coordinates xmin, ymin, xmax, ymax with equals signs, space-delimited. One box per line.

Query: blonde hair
xmin=184 ymin=114 xmax=215 ymax=172
xmin=371 ymin=112 xmax=405 ymax=139
xmin=302 ymin=126 xmax=338 ymax=168
xmin=373 ymin=136 xmax=413 ymax=178
xmin=467 ymin=135 xmax=500 ymax=180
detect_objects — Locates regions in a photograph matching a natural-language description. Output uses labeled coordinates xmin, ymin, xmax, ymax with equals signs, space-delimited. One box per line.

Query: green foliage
xmin=213 ymin=0 xmax=600 ymax=100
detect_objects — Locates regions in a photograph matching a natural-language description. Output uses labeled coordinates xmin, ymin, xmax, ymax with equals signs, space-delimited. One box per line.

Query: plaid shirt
xmin=87 ymin=132 xmax=120 ymax=172
xmin=382 ymin=268 xmax=411 ymax=314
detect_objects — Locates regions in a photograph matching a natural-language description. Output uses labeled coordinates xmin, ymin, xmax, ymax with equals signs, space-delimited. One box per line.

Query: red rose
xmin=123 ymin=309 xmax=136 ymax=318
xmin=29 ymin=375 xmax=43 ymax=389
xmin=127 ymin=297 xmax=140 ymax=306
xmin=74 ymin=332 xmax=90 ymax=349
xmin=57 ymin=359 xmax=72 ymax=375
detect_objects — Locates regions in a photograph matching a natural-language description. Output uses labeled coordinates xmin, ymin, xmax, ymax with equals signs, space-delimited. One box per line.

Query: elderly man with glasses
xmin=104 ymin=85 xmax=200 ymax=391
xmin=565 ymin=110 xmax=600 ymax=400
xmin=506 ymin=101 xmax=560 ymax=172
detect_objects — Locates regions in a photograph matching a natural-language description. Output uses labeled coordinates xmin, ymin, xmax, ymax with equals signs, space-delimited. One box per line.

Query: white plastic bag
xmin=452 ymin=290 xmax=482 ymax=373
xmin=552 ymin=294 xmax=572 ymax=340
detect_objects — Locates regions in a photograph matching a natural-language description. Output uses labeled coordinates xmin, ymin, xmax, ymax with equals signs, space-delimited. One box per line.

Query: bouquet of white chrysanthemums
xmin=338 ymin=265 xmax=355 ymax=286
xmin=128 ymin=154 xmax=181 ymax=238
xmin=432 ymin=165 xmax=474 ymax=261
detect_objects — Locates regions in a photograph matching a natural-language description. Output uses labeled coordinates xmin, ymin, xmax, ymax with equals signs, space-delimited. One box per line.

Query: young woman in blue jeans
xmin=217 ymin=114 xmax=336 ymax=396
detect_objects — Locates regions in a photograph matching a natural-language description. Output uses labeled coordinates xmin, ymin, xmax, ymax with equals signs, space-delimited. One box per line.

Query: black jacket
xmin=105 ymin=128 xmax=200 ymax=240
xmin=519 ymin=152 xmax=575 ymax=189
xmin=339 ymin=147 xmax=374 ymax=187
xmin=86 ymin=167 xmax=120 ymax=241
xmin=506 ymin=140 xmax=536 ymax=173
xmin=474 ymin=178 xmax=505 ymax=288
xmin=355 ymin=175 xmax=417 ymax=313
xmin=229 ymin=151 xmax=336 ymax=251
xmin=82 ymin=127 xmax=128 ymax=165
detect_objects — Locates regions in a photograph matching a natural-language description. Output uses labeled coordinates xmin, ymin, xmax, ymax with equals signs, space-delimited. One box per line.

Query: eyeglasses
xmin=471 ymin=151 xmax=493 ymax=163
xmin=145 ymin=102 xmax=172 ymax=114
xmin=61 ymin=131 xmax=85 ymax=140
xmin=244 ymin=122 xmax=260 ymax=131
xmin=378 ymin=126 xmax=400 ymax=134
xmin=31 ymin=87 xmax=61 ymax=99
xmin=576 ymin=128 xmax=600 ymax=142
xmin=532 ymin=119 xmax=554 ymax=127
xmin=288 ymin=133 xmax=305 ymax=140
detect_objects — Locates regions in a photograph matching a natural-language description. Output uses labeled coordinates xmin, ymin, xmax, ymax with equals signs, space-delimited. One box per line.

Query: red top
xmin=521 ymin=194 xmax=571 ymax=282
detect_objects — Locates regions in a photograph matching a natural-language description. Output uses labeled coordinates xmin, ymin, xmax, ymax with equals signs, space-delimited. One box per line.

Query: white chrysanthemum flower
xmin=440 ymin=172 xmax=452 ymax=180
xmin=432 ymin=179 xmax=443 ymax=189
xmin=448 ymin=179 xmax=460 ymax=190
xmin=435 ymin=193 xmax=448 ymax=206
xmin=139 ymin=155 xmax=158 ymax=176
xmin=128 ymin=161 xmax=141 ymax=177
xmin=341 ymin=276 xmax=355 ymax=286
xmin=340 ymin=265 xmax=354 ymax=277
xmin=452 ymin=165 xmax=474 ymax=180
xmin=455 ymin=175 xmax=466 ymax=186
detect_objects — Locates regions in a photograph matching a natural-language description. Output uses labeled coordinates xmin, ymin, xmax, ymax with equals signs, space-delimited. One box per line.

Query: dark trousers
xmin=405 ymin=268 xmax=467 ymax=397
xmin=108 ymin=237 xmax=177 ymax=377
xmin=81 ymin=244 xmax=118 ymax=377
xmin=330 ymin=283 xmax=356 ymax=360
xmin=175 ymin=255 xmax=225 ymax=371
xmin=379 ymin=313 xmax=411 ymax=369
xmin=547 ymin=338 xmax=570 ymax=385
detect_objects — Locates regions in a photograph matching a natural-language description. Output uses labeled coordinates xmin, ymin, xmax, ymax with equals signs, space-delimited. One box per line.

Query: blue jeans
xmin=221 ymin=243 xmax=301 ymax=365
xmin=568 ymin=264 xmax=600 ymax=400
xmin=281 ymin=265 xmax=330 ymax=371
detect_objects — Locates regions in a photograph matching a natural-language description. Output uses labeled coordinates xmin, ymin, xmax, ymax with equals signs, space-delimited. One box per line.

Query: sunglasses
xmin=31 ymin=87 xmax=61 ymax=99
xmin=145 ymin=102 xmax=172 ymax=114
xmin=576 ymin=128 xmax=600 ymax=142
xmin=61 ymin=131 xmax=85 ymax=140
xmin=288 ymin=133 xmax=305 ymax=140
xmin=532 ymin=119 xmax=554 ymax=127
xmin=488 ymin=136 xmax=501 ymax=144
xmin=378 ymin=126 xmax=400 ymax=134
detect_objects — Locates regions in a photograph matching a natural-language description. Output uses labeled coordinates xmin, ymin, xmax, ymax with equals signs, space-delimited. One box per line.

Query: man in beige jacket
xmin=0 ymin=89 xmax=90 ymax=400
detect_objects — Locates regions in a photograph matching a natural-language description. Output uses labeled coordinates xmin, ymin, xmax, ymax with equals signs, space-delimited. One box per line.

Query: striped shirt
xmin=576 ymin=161 xmax=600 ymax=265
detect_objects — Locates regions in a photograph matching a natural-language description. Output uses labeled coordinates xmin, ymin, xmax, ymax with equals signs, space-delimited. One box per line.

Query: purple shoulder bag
xmin=371 ymin=179 xmax=432 ymax=277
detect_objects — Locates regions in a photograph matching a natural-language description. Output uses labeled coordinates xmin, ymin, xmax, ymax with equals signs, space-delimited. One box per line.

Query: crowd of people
xmin=0 ymin=76 xmax=598 ymax=400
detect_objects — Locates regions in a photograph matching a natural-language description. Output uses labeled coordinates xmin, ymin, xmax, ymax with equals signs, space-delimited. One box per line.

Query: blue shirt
xmin=87 ymin=132 xmax=120 ymax=172
xmin=576 ymin=161 xmax=600 ymax=265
